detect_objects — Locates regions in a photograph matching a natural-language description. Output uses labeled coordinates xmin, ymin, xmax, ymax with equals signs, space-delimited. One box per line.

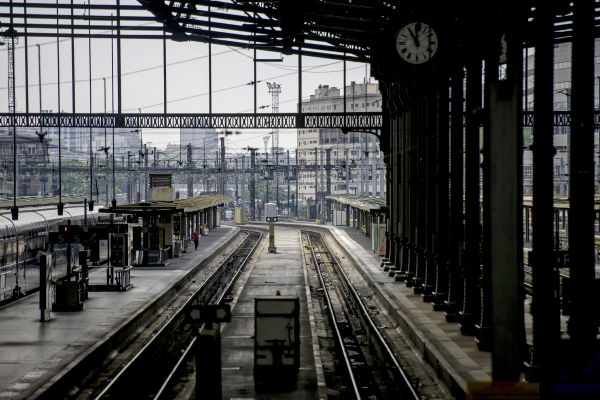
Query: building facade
xmin=522 ymin=41 xmax=600 ymax=197
xmin=297 ymin=82 xmax=385 ymax=219
xmin=0 ymin=133 xmax=49 ymax=197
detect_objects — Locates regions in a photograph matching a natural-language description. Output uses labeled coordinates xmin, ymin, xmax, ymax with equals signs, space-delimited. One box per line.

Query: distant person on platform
xmin=193 ymin=229 xmax=199 ymax=250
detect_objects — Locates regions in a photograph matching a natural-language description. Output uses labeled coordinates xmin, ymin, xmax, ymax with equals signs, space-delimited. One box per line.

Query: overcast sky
xmin=1 ymin=17 xmax=374 ymax=152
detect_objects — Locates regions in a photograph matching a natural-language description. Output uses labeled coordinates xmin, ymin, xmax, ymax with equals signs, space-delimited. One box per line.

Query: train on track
xmin=0 ymin=204 xmax=102 ymax=280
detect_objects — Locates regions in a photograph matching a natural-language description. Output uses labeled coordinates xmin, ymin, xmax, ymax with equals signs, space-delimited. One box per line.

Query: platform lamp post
xmin=101 ymin=77 xmax=111 ymax=206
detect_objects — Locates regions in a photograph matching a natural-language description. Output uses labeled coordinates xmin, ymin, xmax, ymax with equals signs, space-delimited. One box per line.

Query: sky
xmin=0 ymin=4 xmax=375 ymax=152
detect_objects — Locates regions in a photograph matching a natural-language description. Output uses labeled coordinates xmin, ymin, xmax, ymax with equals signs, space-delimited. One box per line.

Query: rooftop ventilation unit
xmin=149 ymin=173 xmax=173 ymax=202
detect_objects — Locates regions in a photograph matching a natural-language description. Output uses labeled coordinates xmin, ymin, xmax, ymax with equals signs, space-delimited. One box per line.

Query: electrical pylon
xmin=266 ymin=82 xmax=281 ymax=154
xmin=4 ymin=26 xmax=18 ymax=120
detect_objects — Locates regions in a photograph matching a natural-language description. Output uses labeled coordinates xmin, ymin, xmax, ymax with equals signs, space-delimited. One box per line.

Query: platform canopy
xmin=522 ymin=195 xmax=600 ymax=211
xmin=326 ymin=194 xmax=387 ymax=212
xmin=0 ymin=195 xmax=89 ymax=210
xmin=99 ymin=194 xmax=233 ymax=215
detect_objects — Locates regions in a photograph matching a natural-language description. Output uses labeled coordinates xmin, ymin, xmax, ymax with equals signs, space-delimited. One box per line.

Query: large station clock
xmin=395 ymin=22 xmax=439 ymax=65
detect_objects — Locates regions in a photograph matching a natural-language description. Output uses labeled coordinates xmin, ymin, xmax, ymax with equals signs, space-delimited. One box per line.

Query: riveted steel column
xmin=568 ymin=0 xmax=597 ymax=378
xmin=392 ymin=107 xmax=401 ymax=269
xmin=406 ymin=103 xmax=418 ymax=286
xmin=477 ymin=57 xmax=493 ymax=352
xmin=528 ymin=1 xmax=560 ymax=392
xmin=432 ymin=76 xmax=450 ymax=310
xmin=412 ymin=97 xmax=427 ymax=292
xmin=381 ymin=95 xmax=393 ymax=263
xmin=445 ymin=65 xmax=464 ymax=321
xmin=398 ymin=106 xmax=411 ymax=279
xmin=384 ymin=88 xmax=395 ymax=266
xmin=488 ymin=11 xmax=525 ymax=380
xmin=422 ymin=89 xmax=439 ymax=300
xmin=460 ymin=58 xmax=482 ymax=335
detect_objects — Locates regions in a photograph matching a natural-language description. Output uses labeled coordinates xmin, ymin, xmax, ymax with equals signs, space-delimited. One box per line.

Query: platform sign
xmin=110 ymin=233 xmax=128 ymax=267
xmin=187 ymin=304 xmax=231 ymax=324
xmin=82 ymin=225 xmax=109 ymax=241
xmin=49 ymin=225 xmax=83 ymax=244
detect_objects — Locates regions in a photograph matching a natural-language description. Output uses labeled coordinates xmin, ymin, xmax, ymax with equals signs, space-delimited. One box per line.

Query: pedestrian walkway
xmin=221 ymin=226 xmax=321 ymax=399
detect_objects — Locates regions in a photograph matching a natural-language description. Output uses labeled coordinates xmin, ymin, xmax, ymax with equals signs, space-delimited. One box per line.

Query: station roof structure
xmin=1 ymin=2 xmax=592 ymax=63
xmin=327 ymin=194 xmax=387 ymax=213
xmin=0 ymin=195 xmax=88 ymax=210
xmin=522 ymin=195 xmax=600 ymax=211
xmin=99 ymin=194 xmax=233 ymax=215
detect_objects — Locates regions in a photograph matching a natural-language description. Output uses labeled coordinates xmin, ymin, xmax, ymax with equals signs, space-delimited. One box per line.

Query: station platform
xmin=0 ymin=220 xmax=520 ymax=399
xmin=221 ymin=226 xmax=322 ymax=399
xmin=219 ymin=222 xmax=493 ymax=399
xmin=327 ymin=224 xmax=492 ymax=396
xmin=0 ymin=225 xmax=239 ymax=400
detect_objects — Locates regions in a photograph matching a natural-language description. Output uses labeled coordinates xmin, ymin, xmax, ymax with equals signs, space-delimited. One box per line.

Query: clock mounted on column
xmin=395 ymin=21 xmax=439 ymax=65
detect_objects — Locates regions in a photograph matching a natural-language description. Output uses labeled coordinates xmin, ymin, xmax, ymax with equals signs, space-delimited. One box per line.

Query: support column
xmin=567 ymin=0 xmax=597 ymax=379
xmin=412 ymin=96 xmax=427 ymax=292
xmin=445 ymin=65 xmax=465 ymax=321
xmin=528 ymin=1 xmax=560 ymax=391
xmin=432 ymin=75 xmax=450 ymax=310
xmin=460 ymin=57 xmax=482 ymax=335
xmin=398 ymin=107 xmax=411 ymax=279
xmin=422 ymin=90 xmax=439 ymax=300
xmin=488 ymin=15 xmax=525 ymax=380
xmin=392 ymin=109 xmax=401 ymax=272
xmin=383 ymin=93 xmax=395 ymax=267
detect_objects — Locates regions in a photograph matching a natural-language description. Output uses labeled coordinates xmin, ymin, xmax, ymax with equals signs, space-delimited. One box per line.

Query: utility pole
xmin=220 ymin=137 xmax=225 ymax=195
xmin=187 ymin=143 xmax=193 ymax=198
xmin=314 ymin=147 xmax=318 ymax=219
xmin=144 ymin=144 xmax=148 ymax=201
xmin=235 ymin=158 xmax=239 ymax=202
xmin=267 ymin=82 xmax=281 ymax=213
xmin=295 ymin=148 xmax=299 ymax=217
xmin=325 ymin=148 xmax=331 ymax=222
xmin=275 ymin=150 xmax=279 ymax=211
xmin=250 ymin=148 xmax=256 ymax=220
xmin=4 ymin=17 xmax=19 ymax=222
xmin=263 ymin=136 xmax=270 ymax=204
xmin=285 ymin=150 xmax=292 ymax=218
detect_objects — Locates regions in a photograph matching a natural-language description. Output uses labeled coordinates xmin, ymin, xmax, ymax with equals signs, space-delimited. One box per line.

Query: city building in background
xmin=297 ymin=81 xmax=385 ymax=219
xmin=522 ymin=41 xmax=600 ymax=197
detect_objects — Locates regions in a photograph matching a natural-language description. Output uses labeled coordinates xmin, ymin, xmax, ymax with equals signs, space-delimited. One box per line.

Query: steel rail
xmin=305 ymin=230 xmax=421 ymax=400
xmin=93 ymin=230 xmax=261 ymax=399
xmin=304 ymin=231 xmax=362 ymax=400
xmin=152 ymin=230 xmax=262 ymax=399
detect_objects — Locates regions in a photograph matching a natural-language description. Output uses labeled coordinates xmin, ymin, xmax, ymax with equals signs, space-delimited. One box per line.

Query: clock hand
xmin=409 ymin=27 xmax=420 ymax=47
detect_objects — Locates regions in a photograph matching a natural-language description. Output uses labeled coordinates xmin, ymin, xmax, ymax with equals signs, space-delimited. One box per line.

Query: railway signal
xmin=187 ymin=304 xmax=232 ymax=399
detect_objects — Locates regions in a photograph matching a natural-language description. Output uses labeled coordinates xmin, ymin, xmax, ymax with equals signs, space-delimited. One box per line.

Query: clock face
xmin=395 ymin=22 xmax=438 ymax=65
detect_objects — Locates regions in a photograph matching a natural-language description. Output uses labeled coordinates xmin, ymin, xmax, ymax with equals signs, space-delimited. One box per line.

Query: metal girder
xmin=3 ymin=1 xmax=600 ymax=63
xmin=2 ymin=111 xmax=598 ymax=129
xmin=0 ymin=112 xmax=382 ymax=129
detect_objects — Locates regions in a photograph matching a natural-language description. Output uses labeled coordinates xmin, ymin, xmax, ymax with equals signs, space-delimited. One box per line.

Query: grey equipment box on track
xmin=254 ymin=295 xmax=300 ymax=389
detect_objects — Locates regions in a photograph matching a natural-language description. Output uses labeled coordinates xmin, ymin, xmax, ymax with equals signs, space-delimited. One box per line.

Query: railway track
xmin=88 ymin=230 xmax=263 ymax=399
xmin=302 ymin=230 xmax=421 ymax=400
